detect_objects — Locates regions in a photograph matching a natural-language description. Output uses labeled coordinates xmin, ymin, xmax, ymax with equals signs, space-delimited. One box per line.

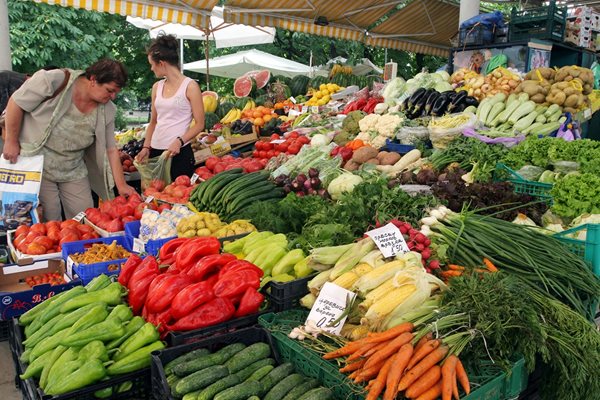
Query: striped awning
xmin=34 ymin=0 xmax=219 ymax=28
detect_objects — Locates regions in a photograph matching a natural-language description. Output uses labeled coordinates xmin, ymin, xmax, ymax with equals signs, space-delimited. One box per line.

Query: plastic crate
xmin=124 ymin=220 xmax=176 ymax=256
xmin=509 ymin=1 xmax=566 ymax=42
xmin=382 ymin=139 xmax=416 ymax=154
xmin=261 ymin=310 xmax=528 ymax=400
xmin=494 ymin=163 xmax=553 ymax=203
xmin=61 ymin=236 xmax=133 ymax=285
xmin=0 ymin=318 xmax=8 ymax=341
xmin=151 ymin=327 xmax=280 ymax=400
xmin=9 ymin=318 xmax=150 ymax=400
xmin=263 ymin=274 xmax=314 ymax=312
xmin=459 ymin=24 xmax=495 ymax=46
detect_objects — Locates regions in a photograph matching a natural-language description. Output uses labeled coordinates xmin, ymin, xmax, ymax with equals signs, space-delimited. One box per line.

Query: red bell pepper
xmin=338 ymin=147 xmax=354 ymax=162
xmin=159 ymin=238 xmax=188 ymax=263
xmin=128 ymin=273 xmax=156 ymax=315
xmin=170 ymin=281 xmax=215 ymax=320
xmin=128 ymin=256 xmax=159 ymax=290
xmin=203 ymin=273 xmax=220 ymax=288
xmin=145 ymin=274 xmax=193 ymax=313
xmin=218 ymin=260 xmax=264 ymax=280
xmin=118 ymin=254 xmax=143 ymax=287
xmin=235 ymin=287 xmax=264 ymax=318
xmin=167 ymin=297 xmax=235 ymax=332
xmin=213 ymin=269 xmax=261 ymax=299
xmin=187 ymin=253 xmax=237 ymax=282
xmin=175 ymin=237 xmax=221 ymax=269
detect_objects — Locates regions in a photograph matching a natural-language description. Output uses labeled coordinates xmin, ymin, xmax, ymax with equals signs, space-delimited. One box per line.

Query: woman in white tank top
xmin=135 ymin=34 xmax=205 ymax=180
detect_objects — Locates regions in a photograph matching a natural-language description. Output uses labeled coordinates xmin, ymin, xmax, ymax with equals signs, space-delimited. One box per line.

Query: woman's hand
xmin=135 ymin=147 xmax=150 ymax=163
xmin=167 ymin=139 xmax=182 ymax=158
xmin=117 ymin=184 xmax=137 ymax=197
xmin=2 ymin=140 xmax=21 ymax=164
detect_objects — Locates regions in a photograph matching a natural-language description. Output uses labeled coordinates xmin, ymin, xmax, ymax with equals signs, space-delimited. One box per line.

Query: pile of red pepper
xmin=341 ymin=97 xmax=383 ymax=114
xmin=118 ymin=237 xmax=265 ymax=337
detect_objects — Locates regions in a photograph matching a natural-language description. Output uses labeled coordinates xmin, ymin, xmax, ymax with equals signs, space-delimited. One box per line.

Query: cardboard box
xmin=7 ymin=230 xmax=62 ymax=264
xmin=227 ymin=132 xmax=258 ymax=146
xmin=0 ymin=260 xmax=81 ymax=320
xmin=194 ymin=141 xmax=232 ymax=164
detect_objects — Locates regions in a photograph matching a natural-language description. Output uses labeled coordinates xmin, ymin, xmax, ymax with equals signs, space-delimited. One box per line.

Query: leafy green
xmin=288 ymin=223 xmax=355 ymax=253
xmin=551 ymin=173 xmax=600 ymax=219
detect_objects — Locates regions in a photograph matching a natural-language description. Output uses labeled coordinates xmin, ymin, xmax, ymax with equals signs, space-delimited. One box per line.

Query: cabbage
xmin=382 ymin=77 xmax=406 ymax=103
xmin=436 ymin=70 xmax=450 ymax=81
xmin=434 ymin=81 xmax=453 ymax=92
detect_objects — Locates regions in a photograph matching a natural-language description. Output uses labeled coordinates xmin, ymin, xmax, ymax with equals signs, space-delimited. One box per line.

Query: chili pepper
xmin=106 ymin=304 xmax=133 ymax=323
xmin=44 ymin=346 xmax=80 ymax=391
xmin=187 ymin=253 xmax=237 ymax=281
xmin=159 ymin=237 xmax=188 ymax=262
xmin=114 ymin=322 xmax=160 ymax=361
xmin=170 ymin=281 xmax=215 ymax=320
xmin=37 ymin=286 xmax=86 ymax=324
xmin=128 ymin=256 xmax=159 ymax=288
xmin=46 ymin=358 xmax=106 ymax=395
xmin=145 ymin=274 xmax=193 ymax=313
xmin=19 ymin=347 xmax=54 ymax=380
xmin=175 ymin=237 xmax=221 ymax=269
xmin=68 ymin=302 xmax=109 ymax=333
xmin=234 ymin=287 xmax=264 ymax=318
xmin=107 ymin=340 xmax=165 ymax=376
xmin=203 ymin=273 xmax=219 ymax=287
xmin=128 ymin=272 xmax=157 ymax=315
xmin=19 ymin=290 xmax=58 ymax=326
xmin=339 ymin=146 xmax=353 ymax=162
xmin=167 ymin=297 xmax=235 ymax=332
xmin=85 ymin=273 xmax=112 ymax=292
xmin=118 ymin=254 xmax=143 ymax=287
xmin=78 ymin=340 xmax=109 ymax=362
xmin=37 ymin=345 xmax=66 ymax=389
xmin=213 ymin=270 xmax=261 ymax=299
xmin=59 ymin=282 xmax=124 ymax=313
xmin=106 ymin=316 xmax=146 ymax=350
xmin=154 ymin=308 xmax=172 ymax=330
xmin=60 ymin=318 xmax=125 ymax=347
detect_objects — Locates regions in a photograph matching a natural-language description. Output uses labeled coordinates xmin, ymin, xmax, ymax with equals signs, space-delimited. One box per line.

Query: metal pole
xmin=179 ymin=38 xmax=184 ymax=73
xmin=459 ymin=0 xmax=480 ymax=27
xmin=0 ymin=0 xmax=12 ymax=70
xmin=205 ymin=34 xmax=210 ymax=91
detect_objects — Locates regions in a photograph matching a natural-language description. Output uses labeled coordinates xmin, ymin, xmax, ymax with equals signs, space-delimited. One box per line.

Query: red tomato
xmin=59 ymin=227 xmax=79 ymax=239
xmin=205 ymin=156 xmax=220 ymax=172
xmin=263 ymin=142 xmax=273 ymax=151
xmin=270 ymin=134 xmax=281 ymax=141
xmin=60 ymin=220 xmax=80 ymax=230
xmin=26 ymin=242 xmax=47 ymax=255
xmin=174 ymin=175 xmax=191 ymax=187
xmin=258 ymin=151 xmax=267 ymax=159
xmin=252 ymin=150 xmax=260 ymax=158
xmin=59 ymin=234 xmax=79 ymax=245
xmin=13 ymin=233 xmax=27 ymax=248
xmin=274 ymin=151 xmax=281 ymax=156
xmin=47 ymin=229 xmax=61 ymax=243
xmin=277 ymin=143 xmax=288 ymax=153
xmin=298 ymin=136 xmax=310 ymax=145
xmin=31 ymin=223 xmax=47 ymax=235
xmin=288 ymin=144 xmax=301 ymax=155
xmin=15 ymin=225 xmax=30 ymax=237
xmin=25 ymin=231 xmax=42 ymax=243
xmin=213 ymin=162 xmax=227 ymax=174
xmin=255 ymin=142 xmax=263 ymax=151
xmin=288 ymin=131 xmax=299 ymax=139
xmin=266 ymin=150 xmax=275 ymax=158
xmin=33 ymin=236 xmax=54 ymax=251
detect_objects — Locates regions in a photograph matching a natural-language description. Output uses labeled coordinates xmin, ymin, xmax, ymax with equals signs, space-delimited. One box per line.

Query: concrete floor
xmin=0 ymin=341 xmax=24 ymax=400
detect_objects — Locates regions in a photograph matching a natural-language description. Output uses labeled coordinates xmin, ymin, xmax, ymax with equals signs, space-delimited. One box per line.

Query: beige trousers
xmin=39 ymin=177 xmax=93 ymax=221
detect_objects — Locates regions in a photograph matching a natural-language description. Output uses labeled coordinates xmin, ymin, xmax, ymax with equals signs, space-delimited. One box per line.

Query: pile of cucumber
xmin=163 ymin=341 xmax=333 ymax=400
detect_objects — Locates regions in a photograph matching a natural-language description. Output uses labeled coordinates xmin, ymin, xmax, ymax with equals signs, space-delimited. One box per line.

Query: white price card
xmin=365 ymin=222 xmax=409 ymax=258
xmin=306 ymin=282 xmax=356 ymax=335
xmin=584 ymin=108 xmax=592 ymax=119
xmin=72 ymin=212 xmax=85 ymax=222
xmin=66 ymin=257 xmax=75 ymax=279
xmin=133 ymin=238 xmax=146 ymax=254
xmin=270 ymin=139 xmax=286 ymax=144
xmin=289 ymin=96 xmax=297 ymax=104
xmin=145 ymin=196 xmax=154 ymax=204
xmin=310 ymin=106 xmax=319 ymax=114
xmin=288 ymin=109 xmax=302 ymax=117
xmin=301 ymin=106 xmax=308 ymax=114
xmin=190 ymin=173 xmax=200 ymax=184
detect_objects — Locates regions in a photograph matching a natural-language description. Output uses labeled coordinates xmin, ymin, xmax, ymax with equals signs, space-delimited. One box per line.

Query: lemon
xmin=321 ymin=89 xmax=329 ymax=96
xmin=327 ymin=83 xmax=335 ymax=92
xmin=322 ymin=95 xmax=331 ymax=103
xmin=314 ymin=91 xmax=323 ymax=99
xmin=317 ymin=99 xmax=327 ymax=106
xmin=319 ymin=84 xmax=327 ymax=91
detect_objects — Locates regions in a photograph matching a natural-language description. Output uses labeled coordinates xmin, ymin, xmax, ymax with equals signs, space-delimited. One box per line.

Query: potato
xmin=546 ymin=90 xmax=566 ymax=106
xmin=564 ymin=94 xmax=579 ymax=108
xmin=344 ymin=160 xmax=360 ymax=171
xmin=365 ymin=158 xmax=380 ymax=165
xmin=379 ymin=152 xmax=401 ymax=166
xmin=531 ymin=93 xmax=546 ymax=103
xmin=376 ymin=151 xmax=389 ymax=161
xmin=352 ymin=146 xmax=379 ymax=164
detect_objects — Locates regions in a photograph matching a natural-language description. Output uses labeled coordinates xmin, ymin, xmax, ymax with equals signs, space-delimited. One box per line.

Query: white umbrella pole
xmin=205 ymin=34 xmax=210 ymax=91
xmin=180 ymin=38 xmax=184 ymax=72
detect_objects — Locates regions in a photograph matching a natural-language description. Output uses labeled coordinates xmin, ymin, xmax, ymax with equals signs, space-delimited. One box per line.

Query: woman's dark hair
xmin=147 ymin=34 xmax=180 ymax=67
xmin=85 ymin=59 xmax=128 ymax=88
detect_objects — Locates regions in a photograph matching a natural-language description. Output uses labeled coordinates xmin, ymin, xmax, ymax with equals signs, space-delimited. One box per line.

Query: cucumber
xmin=221 ymin=172 xmax=268 ymax=204
xmin=195 ymin=169 xmax=239 ymax=207
xmin=166 ymin=373 xmax=180 ymax=388
xmin=224 ymin=342 xmax=271 ymax=373
xmin=247 ymin=397 xmax=260 ymax=400
xmin=259 ymin=363 xmax=294 ymax=396
xmin=173 ymin=343 xmax=245 ymax=377
xmin=183 ymin=390 xmax=203 ymax=400
xmin=202 ymin=171 xmax=244 ymax=207
xmin=226 ymin=184 xmax=279 ymax=213
xmin=281 ymin=379 xmax=320 ymax=400
xmin=264 ymin=373 xmax=305 ymax=400
xmin=213 ymin=380 xmax=262 ymax=400
xmin=197 ymin=375 xmax=241 ymax=400
xmin=227 ymin=189 xmax=284 ymax=217
xmin=235 ymin=358 xmax=276 ymax=381
xmin=175 ymin=365 xmax=229 ymax=396
xmin=297 ymin=387 xmax=333 ymax=400
xmin=246 ymin=365 xmax=274 ymax=382
xmin=165 ymin=348 xmax=211 ymax=375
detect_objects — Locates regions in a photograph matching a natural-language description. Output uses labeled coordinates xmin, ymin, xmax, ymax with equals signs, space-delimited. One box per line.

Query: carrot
xmin=363 ymin=340 xmax=390 ymax=358
xmin=455 ymin=359 xmax=470 ymax=395
xmin=407 ymin=339 xmax=441 ymax=369
xmin=346 ymin=341 xmax=380 ymax=362
xmin=365 ymin=356 xmax=394 ymax=400
xmin=363 ymin=332 xmax=413 ymax=370
xmin=441 ymin=354 xmax=459 ymax=400
xmin=483 ymin=258 xmax=498 ymax=272
xmin=441 ymin=270 xmax=463 ymax=278
xmin=474 ymin=268 xmax=489 ymax=274
xmin=323 ymin=340 xmax=366 ymax=359
xmin=415 ymin=381 xmax=442 ymax=400
xmin=355 ymin=360 xmax=386 ymax=383
xmin=413 ymin=332 xmax=433 ymax=354
xmin=340 ymin=358 xmax=366 ymax=373
xmin=447 ymin=264 xmax=465 ymax=271
xmin=452 ymin=376 xmax=459 ymax=400
xmin=383 ymin=343 xmax=414 ymax=400
xmin=348 ymin=370 xmax=361 ymax=380
xmin=398 ymin=345 xmax=449 ymax=391
xmin=364 ymin=322 xmax=414 ymax=344
xmin=405 ymin=365 xmax=442 ymax=399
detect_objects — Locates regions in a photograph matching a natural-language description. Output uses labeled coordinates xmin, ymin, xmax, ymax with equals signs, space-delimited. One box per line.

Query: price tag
xmin=133 ymin=238 xmax=146 ymax=254
xmin=190 ymin=173 xmax=200 ymax=184
xmin=306 ymin=282 xmax=356 ymax=335
xmin=365 ymin=222 xmax=409 ymax=258
xmin=66 ymin=257 xmax=75 ymax=279
xmin=72 ymin=212 xmax=85 ymax=222
xmin=270 ymin=139 xmax=286 ymax=144
xmin=288 ymin=109 xmax=302 ymax=117
xmin=301 ymin=106 xmax=308 ymax=114
xmin=310 ymin=106 xmax=319 ymax=114
xmin=145 ymin=196 xmax=154 ymax=204
xmin=289 ymin=96 xmax=297 ymax=104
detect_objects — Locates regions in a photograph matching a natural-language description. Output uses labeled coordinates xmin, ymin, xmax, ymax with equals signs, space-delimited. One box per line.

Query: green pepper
xmin=67 ymin=303 xmax=109 ymax=333
xmin=107 ymin=340 xmax=165 ymax=376
xmin=22 ymin=313 xmax=61 ymax=349
xmin=38 ymin=286 xmax=87 ymax=324
xmin=60 ymin=318 xmax=125 ymax=347
xmin=117 ymin=381 xmax=133 ymax=393
xmin=60 ymin=282 xmax=124 ymax=314
xmin=106 ymin=304 xmax=133 ymax=322
xmin=44 ymin=346 xmax=81 ymax=391
xmin=78 ymin=340 xmax=109 ymax=362
xmin=18 ymin=348 xmax=53 ymax=380
xmin=19 ymin=288 xmax=74 ymax=326
xmin=46 ymin=358 xmax=106 ymax=395
xmin=93 ymin=386 xmax=113 ymax=399
xmin=38 ymin=345 xmax=67 ymax=389
xmin=106 ymin=316 xmax=145 ymax=350
xmin=29 ymin=326 xmax=72 ymax=361
xmin=114 ymin=322 xmax=159 ymax=361
xmin=85 ymin=274 xmax=111 ymax=292
xmin=24 ymin=316 xmax=44 ymax=339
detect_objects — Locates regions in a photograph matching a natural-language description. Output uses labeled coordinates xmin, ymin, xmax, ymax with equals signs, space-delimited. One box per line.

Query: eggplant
xmin=448 ymin=90 xmax=468 ymax=113
xmin=412 ymin=89 xmax=432 ymax=115
xmin=407 ymin=88 xmax=427 ymax=110
xmin=400 ymin=97 xmax=410 ymax=113
xmin=464 ymin=96 xmax=479 ymax=107
xmin=424 ymin=91 xmax=441 ymax=115
xmin=431 ymin=94 xmax=451 ymax=117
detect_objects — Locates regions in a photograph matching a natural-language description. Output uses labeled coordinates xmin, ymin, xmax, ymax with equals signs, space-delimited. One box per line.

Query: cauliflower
xmin=356 ymin=131 xmax=374 ymax=143
xmin=328 ymin=173 xmax=364 ymax=200
xmin=371 ymin=135 xmax=388 ymax=149
xmin=342 ymin=110 xmax=367 ymax=135
xmin=375 ymin=114 xmax=403 ymax=138
xmin=358 ymin=114 xmax=380 ymax=132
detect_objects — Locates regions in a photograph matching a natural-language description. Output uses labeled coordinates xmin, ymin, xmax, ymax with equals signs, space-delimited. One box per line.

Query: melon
xmin=204 ymin=112 xmax=220 ymax=131
xmin=233 ymin=76 xmax=257 ymax=98
xmin=243 ymin=70 xmax=271 ymax=89
xmin=202 ymin=90 xmax=219 ymax=101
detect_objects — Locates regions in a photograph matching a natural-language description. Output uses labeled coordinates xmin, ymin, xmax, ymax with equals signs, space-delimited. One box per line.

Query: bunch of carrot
xmin=439 ymin=258 xmax=498 ymax=283
xmin=323 ymin=322 xmax=470 ymax=400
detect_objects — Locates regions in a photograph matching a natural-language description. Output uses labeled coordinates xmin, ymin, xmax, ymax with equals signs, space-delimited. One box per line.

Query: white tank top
xmin=151 ymin=77 xmax=193 ymax=149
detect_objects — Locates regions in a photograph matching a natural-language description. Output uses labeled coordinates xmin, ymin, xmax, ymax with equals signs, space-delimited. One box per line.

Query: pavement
xmin=0 ymin=341 xmax=24 ymax=400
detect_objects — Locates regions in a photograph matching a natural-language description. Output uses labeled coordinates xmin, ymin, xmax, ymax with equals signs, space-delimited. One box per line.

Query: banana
xmin=242 ymin=101 xmax=252 ymax=111
xmin=220 ymin=108 xmax=238 ymax=124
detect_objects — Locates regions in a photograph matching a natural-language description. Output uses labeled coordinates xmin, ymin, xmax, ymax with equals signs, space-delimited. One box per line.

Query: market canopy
xmin=183 ymin=49 xmax=323 ymax=79
xmin=320 ymin=57 xmax=383 ymax=76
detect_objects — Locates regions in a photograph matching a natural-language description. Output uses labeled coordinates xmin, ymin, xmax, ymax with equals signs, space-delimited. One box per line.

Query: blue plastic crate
xmin=61 ymin=236 xmax=133 ymax=285
xmin=124 ymin=220 xmax=176 ymax=256
xmin=382 ymin=139 xmax=416 ymax=154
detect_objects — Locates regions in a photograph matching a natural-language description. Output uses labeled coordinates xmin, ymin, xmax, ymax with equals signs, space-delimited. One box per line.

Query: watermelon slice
xmin=233 ymin=76 xmax=257 ymax=98
xmin=202 ymin=90 xmax=219 ymax=101
xmin=243 ymin=70 xmax=270 ymax=89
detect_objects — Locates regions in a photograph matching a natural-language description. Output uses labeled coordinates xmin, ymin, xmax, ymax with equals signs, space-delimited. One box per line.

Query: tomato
xmin=113 ymin=195 xmax=127 ymax=205
xmin=25 ymin=231 xmax=42 ymax=243
xmin=274 ymin=150 xmax=281 ymax=156
xmin=288 ymin=131 xmax=299 ymax=139
xmin=174 ymin=175 xmax=191 ymax=187
xmin=263 ymin=142 xmax=273 ymax=151
xmin=15 ymin=225 xmax=30 ymax=237
xmin=213 ymin=162 xmax=227 ymax=174
xmin=105 ymin=219 xmax=124 ymax=232
xmin=270 ymin=134 xmax=281 ymax=141
xmin=298 ymin=136 xmax=310 ymax=145
xmin=255 ymin=142 xmax=263 ymax=151
xmin=46 ymin=221 xmax=61 ymax=231
xmin=205 ymin=156 xmax=220 ymax=172
xmin=13 ymin=233 xmax=27 ymax=248
xmin=26 ymin=242 xmax=47 ymax=255
xmin=277 ymin=143 xmax=288 ymax=153
xmin=60 ymin=227 xmax=79 ymax=239
xmin=245 ymin=161 xmax=263 ymax=173
xmin=59 ymin=234 xmax=79 ymax=245
xmin=288 ymin=144 xmax=301 ymax=155
xmin=252 ymin=150 xmax=259 ymax=158
xmin=60 ymin=220 xmax=80 ymax=230
xmin=33 ymin=236 xmax=54 ymax=251
xmin=258 ymin=151 xmax=267 ymax=159
xmin=76 ymin=224 xmax=95 ymax=234
xmin=266 ymin=150 xmax=275 ymax=158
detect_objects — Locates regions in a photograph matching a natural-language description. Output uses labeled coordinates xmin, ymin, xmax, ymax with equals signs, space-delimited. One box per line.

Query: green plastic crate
xmin=260 ymin=310 xmax=528 ymax=400
xmin=509 ymin=1 xmax=566 ymax=42
xmin=494 ymin=163 xmax=553 ymax=203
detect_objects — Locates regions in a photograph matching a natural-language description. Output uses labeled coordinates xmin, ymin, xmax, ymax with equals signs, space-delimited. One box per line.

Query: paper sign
xmin=310 ymin=106 xmax=319 ymax=114
xmin=190 ymin=173 xmax=200 ymax=184
xmin=270 ymin=139 xmax=286 ymax=144
xmin=301 ymin=106 xmax=308 ymax=114
xmin=288 ymin=109 xmax=302 ymax=118
xmin=365 ymin=222 xmax=409 ymax=258
xmin=145 ymin=196 xmax=154 ymax=204
xmin=289 ymin=96 xmax=297 ymax=104
xmin=584 ymin=108 xmax=592 ymax=119
xmin=133 ymin=238 xmax=146 ymax=254
xmin=66 ymin=257 xmax=75 ymax=279
xmin=306 ymin=282 xmax=356 ymax=335
xmin=72 ymin=212 xmax=85 ymax=222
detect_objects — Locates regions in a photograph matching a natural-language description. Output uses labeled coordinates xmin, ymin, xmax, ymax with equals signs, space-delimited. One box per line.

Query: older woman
xmin=2 ymin=58 xmax=136 ymax=221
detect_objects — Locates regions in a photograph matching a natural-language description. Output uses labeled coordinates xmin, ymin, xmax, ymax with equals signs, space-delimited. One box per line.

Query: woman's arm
xmin=2 ymin=98 xmax=24 ymax=163
xmin=166 ymin=80 xmax=205 ymax=156
xmin=107 ymin=146 xmax=136 ymax=196
xmin=136 ymin=83 xmax=159 ymax=162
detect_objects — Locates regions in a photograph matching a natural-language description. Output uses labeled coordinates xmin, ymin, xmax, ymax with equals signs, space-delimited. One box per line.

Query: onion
xmin=308 ymin=168 xmax=319 ymax=178
xmin=283 ymin=184 xmax=292 ymax=194
xmin=303 ymin=179 xmax=313 ymax=190
xmin=296 ymin=173 xmax=308 ymax=184
xmin=291 ymin=181 xmax=302 ymax=191
xmin=307 ymin=188 xmax=317 ymax=196
xmin=310 ymin=177 xmax=321 ymax=188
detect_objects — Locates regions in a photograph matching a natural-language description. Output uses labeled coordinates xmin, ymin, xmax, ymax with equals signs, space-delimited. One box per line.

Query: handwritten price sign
xmin=366 ymin=223 xmax=409 ymax=258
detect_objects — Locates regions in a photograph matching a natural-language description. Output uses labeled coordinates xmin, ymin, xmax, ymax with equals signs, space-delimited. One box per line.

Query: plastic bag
xmin=516 ymin=165 xmax=545 ymax=181
xmin=552 ymin=161 xmax=579 ymax=174
xmin=0 ymin=155 xmax=43 ymax=232
xmin=462 ymin=128 xmax=525 ymax=148
xmin=460 ymin=11 xmax=505 ymax=29
xmin=396 ymin=126 xmax=430 ymax=145
xmin=591 ymin=61 xmax=600 ymax=89
xmin=133 ymin=151 xmax=172 ymax=190
xmin=429 ymin=113 xmax=478 ymax=149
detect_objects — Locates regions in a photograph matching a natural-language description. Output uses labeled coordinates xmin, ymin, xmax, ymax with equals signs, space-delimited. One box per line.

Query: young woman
xmin=135 ymin=34 xmax=205 ymax=180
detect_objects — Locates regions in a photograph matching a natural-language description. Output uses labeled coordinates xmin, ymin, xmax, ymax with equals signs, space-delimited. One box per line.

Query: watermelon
xmin=204 ymin=112 xmax=220 ymax=131
xmin=235 ymin=97 xmax=252 ymax=110
xmin=254 ymin=95 xmax=268 ymax=106
xmin=202 ymin=90 xmax=219 ymax=101
xmin=271 ymin=75 xmax=291 ymax=86
xmin=309 ymin=76 xmax=328 ymax=89
xmin=216 ymin=102 xmax=235 ymax=119
xmin=233 ymin=76 xmax=257 ymax=98
xmin=290 ymin=75 xmax=310 ymax=97
xmin=243 ymin=70 xmax=271 ymax=89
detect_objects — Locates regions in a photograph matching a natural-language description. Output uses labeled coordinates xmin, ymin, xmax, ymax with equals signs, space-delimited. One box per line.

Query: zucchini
xmin=197 ymin=375 xmax=241 ymax=400
xmin=225 ymin=342 xmax=271 ymax=373
xmin=246 ymin=365 xmax=274 ymax=382
xmin=165 ymin=348 xmax=211 ymax=375
xmin=174 ymin=343 xmax=245 ymax=377
xmin=175 ymin=365 xmax=229 ymax=396
xmin=264 ymin=373 xmax=305 ymax=400
xmin=235 ymin=358 xmax=277 ymax=381
xmin=508 ymin=101 xmax=536 ymax=125
xmin=297 ymin=387 xmax=333 ymax=400
xmin=259 ymin=363 xmax=295 ymax=396
xmin=485 ymin=102 xmax=505 ymax=127
xmin=281 ymin=379 xmax=320 ymax=400
xmin=213 ymin=380 xmax=262 ymax=400
xmin=513 ymin=111 xmax=538 ymax=133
